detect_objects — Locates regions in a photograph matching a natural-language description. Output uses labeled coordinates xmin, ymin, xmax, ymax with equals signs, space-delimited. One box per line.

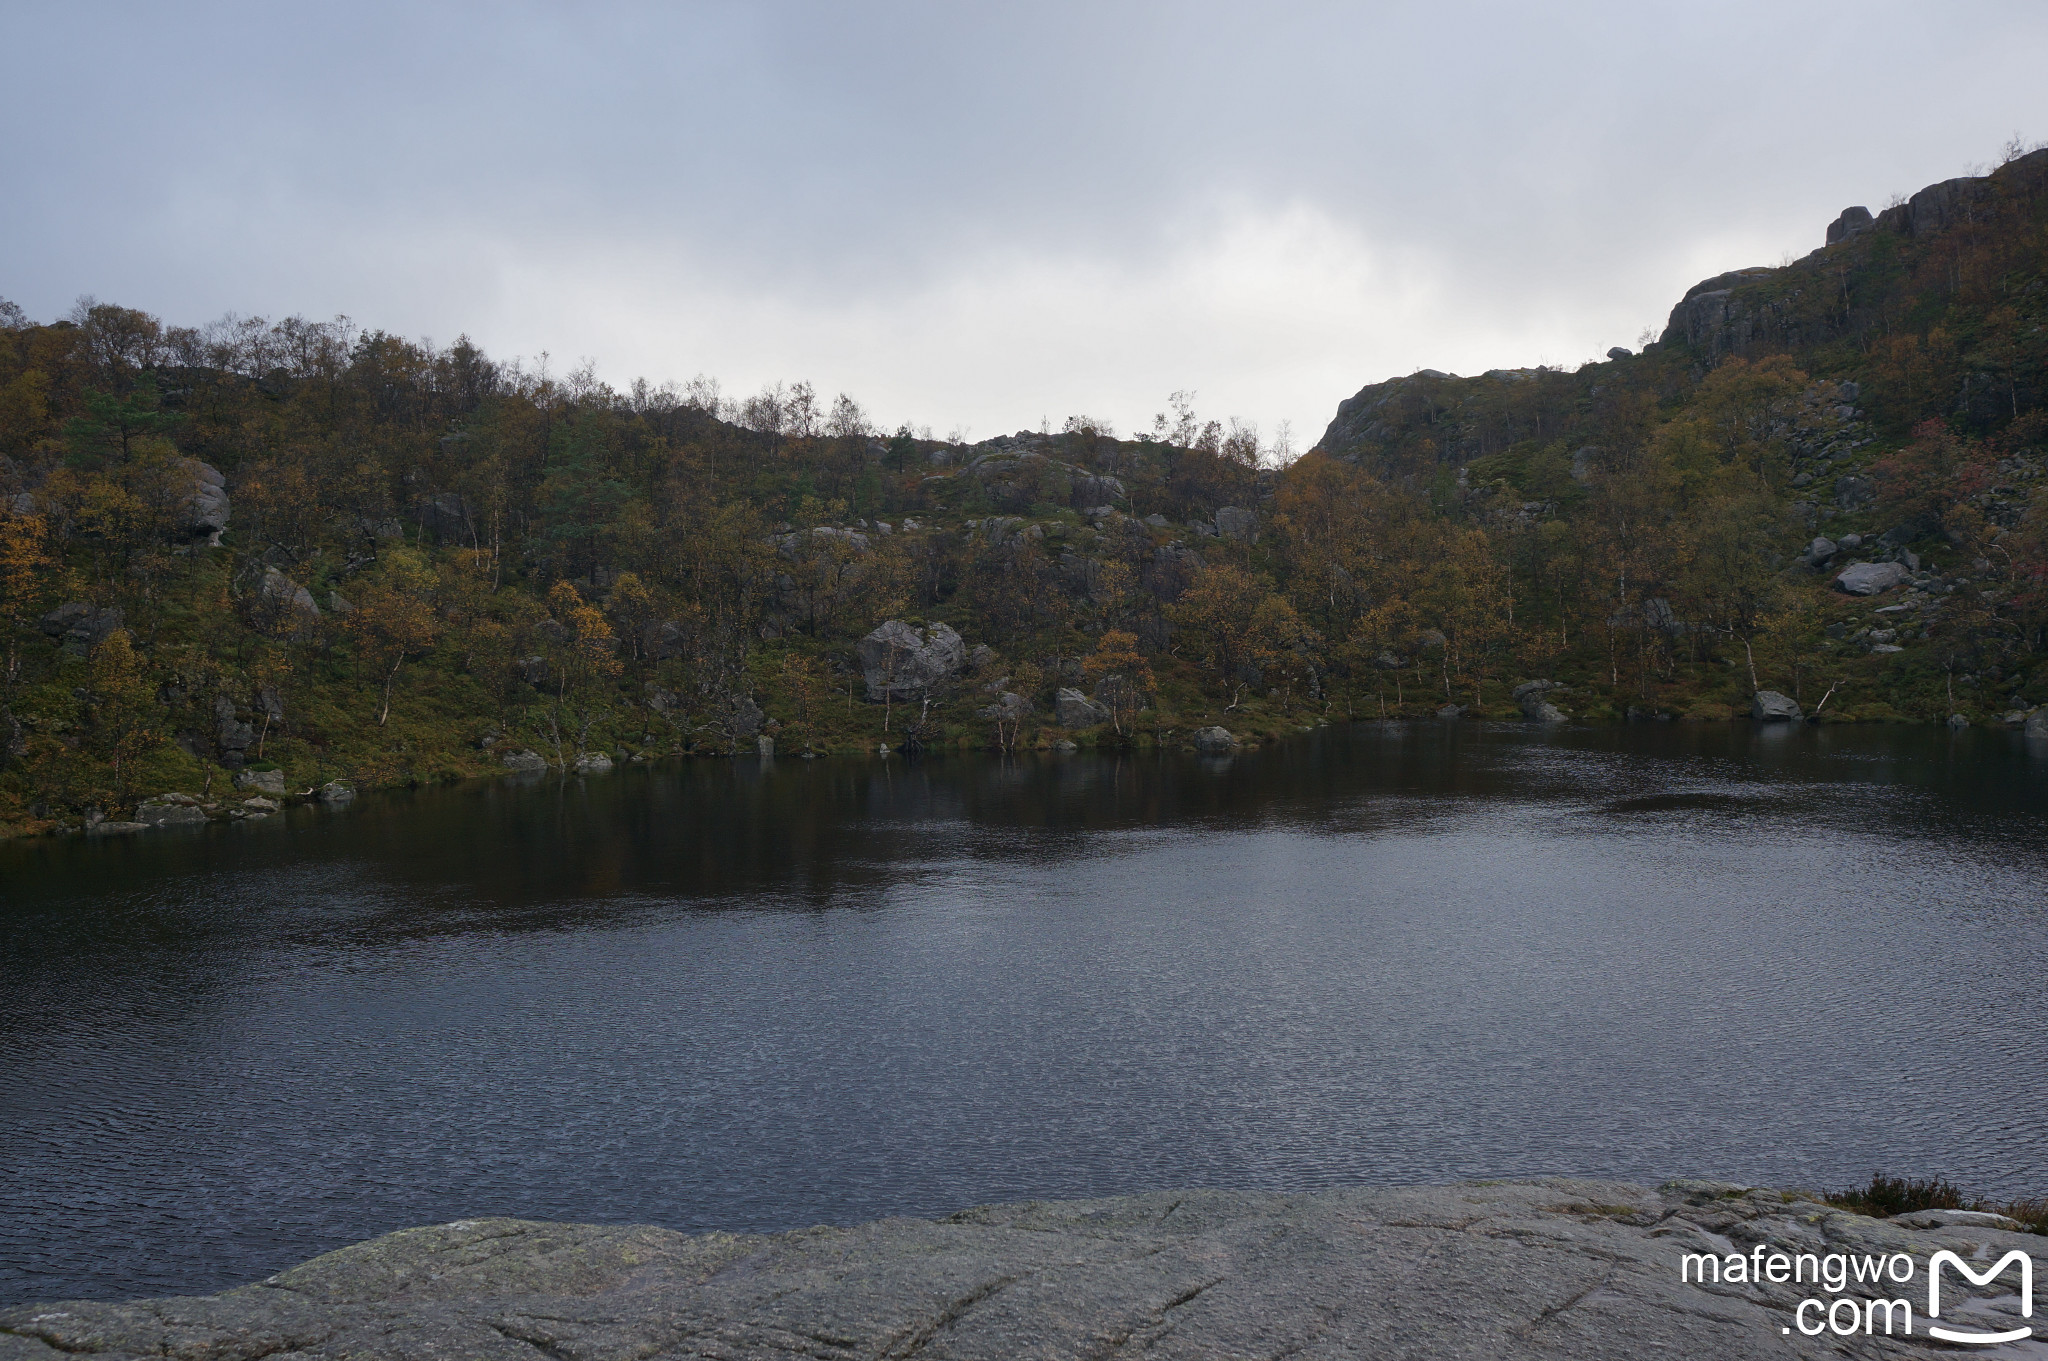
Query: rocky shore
xmin=3 ymin=1179 xmax=2040 ymax=1359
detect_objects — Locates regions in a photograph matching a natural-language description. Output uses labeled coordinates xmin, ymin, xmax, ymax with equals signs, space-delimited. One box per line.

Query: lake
xmin=3 ymin=720 xmax=2046 ymax=1305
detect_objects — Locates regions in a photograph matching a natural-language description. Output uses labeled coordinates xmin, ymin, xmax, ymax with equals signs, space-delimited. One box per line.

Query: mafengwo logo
xmin=1680 ymin=1243 xmax=2034 ymax=1341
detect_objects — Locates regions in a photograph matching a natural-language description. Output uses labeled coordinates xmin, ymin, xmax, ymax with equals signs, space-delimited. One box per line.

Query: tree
xmin=348 ymin=549 xmax=443 ymax=726
xmin=0 ymin=510 xmax=52 ymax=683
xmin=536 ymin=580 xmax=623 ymax=762
xmin=86 ymin=630 xmax=160 ymax=792
xmin=1082 ymin=630 xmax=1154 ymax=735
xmin=1168 ymin=562 xmax=1299 ymax=700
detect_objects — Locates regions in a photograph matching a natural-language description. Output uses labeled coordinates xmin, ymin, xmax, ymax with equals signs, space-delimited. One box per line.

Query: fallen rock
xmin=858 ymin=620 xmax=966 ymax=701
xmin=133 ymin=797 xmax=209 ymax=827
xmin=8 ymin=1180 xmax=2019 ymax=1361
xmin=976 ymin=691 xmax=1033 ymax=723
xmin=1751 ymin=690 xmax=1802 ymax=722
xmin=2027 ymin=708 xmax=2048 ymax=740
xmin=572 ymin=752 xmax=613 ymax=774
xmin=37 ymin=601 xmax=124 ymax=655
xmin=1191 ymin=725 xmax=1237 ymax=753
xmin=1833 ymin=561 xmax=1906 ymax=595
xmin=1214 ymin=505 xmax=1257 ymax=539
xmin=314 ymin=781 xmax=355 ymax=804
xmin=1512 ymin=680 xmax=1567 ymax=722
xmin=233 ymin=768 xmax=286 ymax=796
xmin=1054 ymin=687 xmax=1110 ymax=728
xmin=501 ymin=749 xmax=548 ymax=773
xmin=1805 ymin=536 xmax=1837 ymax=563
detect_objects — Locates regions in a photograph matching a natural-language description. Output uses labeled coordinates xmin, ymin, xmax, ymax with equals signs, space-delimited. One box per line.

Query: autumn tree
xmin=0 ymin=510 xmax=52 ymax=683
xmin=347 ymin=548 xmax=443 ymax=726
xmin=1082 ymin=629 xmax=1155 ymax=735
xmin=86 ymin=630 xmax=160 ymax=792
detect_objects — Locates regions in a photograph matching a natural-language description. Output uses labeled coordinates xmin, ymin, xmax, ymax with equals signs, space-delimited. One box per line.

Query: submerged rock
xmin=5 ymin=1180 xmax=2024 ymax=1360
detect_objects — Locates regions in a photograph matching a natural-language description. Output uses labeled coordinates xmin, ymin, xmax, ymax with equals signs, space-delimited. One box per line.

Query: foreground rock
xmin=3 ymin=1180 xmax=2035 ymax=1359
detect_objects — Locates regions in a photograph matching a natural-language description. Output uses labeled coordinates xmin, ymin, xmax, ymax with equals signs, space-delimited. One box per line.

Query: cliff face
xmin=2 ymin=1180 xmax=2036 ymax=1359
xmin=1314 ymin=148 xmax=2048 ymax=479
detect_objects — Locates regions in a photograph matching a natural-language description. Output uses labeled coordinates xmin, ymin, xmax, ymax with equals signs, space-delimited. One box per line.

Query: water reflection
xmin=2 ymin=721 xmax=2045 ymax=1305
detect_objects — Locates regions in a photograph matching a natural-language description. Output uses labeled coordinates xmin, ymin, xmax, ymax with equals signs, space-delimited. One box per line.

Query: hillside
xmin=3 ymin=149 xmax=2047 ymax=836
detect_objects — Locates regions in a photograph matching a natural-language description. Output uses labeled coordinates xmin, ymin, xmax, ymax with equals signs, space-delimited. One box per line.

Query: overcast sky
xmin=4 ymin=2 xmax=2045 ymax=447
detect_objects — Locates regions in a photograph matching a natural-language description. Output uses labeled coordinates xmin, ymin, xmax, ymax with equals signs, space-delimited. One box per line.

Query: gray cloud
xmin=4 ymin=1 xmax=2044 ymax=442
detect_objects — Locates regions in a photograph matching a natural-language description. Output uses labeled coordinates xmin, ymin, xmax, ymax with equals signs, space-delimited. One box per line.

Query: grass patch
xmin=1826 ymin=1172 xmax=2048 ymax=1233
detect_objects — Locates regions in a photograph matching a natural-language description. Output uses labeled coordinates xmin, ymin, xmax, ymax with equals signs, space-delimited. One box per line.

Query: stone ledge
xmin=2 ymin=1180 xmax=2038 ymax=1359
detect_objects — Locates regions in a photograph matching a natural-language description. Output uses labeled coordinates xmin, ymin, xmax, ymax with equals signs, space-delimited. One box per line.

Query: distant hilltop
xmin=1315 ymin=148 xmax=2048 ymax=474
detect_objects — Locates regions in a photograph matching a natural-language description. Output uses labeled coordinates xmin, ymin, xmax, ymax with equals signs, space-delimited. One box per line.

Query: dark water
xmin=4 ymin=722 xmax=2047 ymax=1306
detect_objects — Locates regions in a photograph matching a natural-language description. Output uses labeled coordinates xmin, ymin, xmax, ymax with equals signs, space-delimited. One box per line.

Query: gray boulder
xmin=858 ymin=620 xmax=966 ymax=701
xmin=1947 ymin=713 xmax=1970 ymax=729
xmin=1214 ymin=505 xmax=1257 ymax=539
xmin=641 ymin=619 xmax=688 ymax=661
xmin=501 ymin=749 xmax=548 ymax=773
xmin=1512 ymin=680 xmax=1567 ymax=723
xmin=233 ymin=768 xmax=286 ymax=796
xmin=1826 ymin=204 xmax=1874 ymax=243
xmin=134 ymin=796 xmax=208 ymax=827
xmin=725 ymin=694 xmax=765 ymax=739
xmin=178 ymin=460 xmax=230 ymax=545
xmin=1833 ymin=561 xmax=1906 ymax=595
xmin=1191 ymin=725 xmax=1238 ymax=753
xmin=1054 ymin=687 xmax=1109 ymax=728
xmin=572 ymin=751 xmax=614 ymax=774
xmin=1751 ymin=690 xmax=1802 ymax=722
xmin=976 ymin=691 xmax=1033 ymax=723
xmin=1436 ymin=703 xmax=1465 ymax=719
xmin=1805 ymin=536 xmax=1837 ymax=563
xmin=418 ymin=492 xmax=475 ymax=544
xmin=38 ymin=601 xmax=124 ymax=655
xmin=214 ymin=695 xmax=254 ymax=755
xmin=315 ymin=781 xmax=355 ymax=804
xmin=1834 ymin=474 xmax=1875 ymax=509
xmin=1371 ymin=651 xmax=1407 ymax=670
xmin=1072 ymin=474 xmax=1125 ymax=506
xmin=2026 ymin=709 xmax=2048 ymax=740
xmin=1606 ymin=346 xmax=1632 ymax=359
xmin=258 ymin=567 xmax=320 ymax=620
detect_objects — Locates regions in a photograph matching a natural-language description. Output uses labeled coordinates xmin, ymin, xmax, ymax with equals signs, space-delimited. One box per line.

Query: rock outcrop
xmin=178 ymin=460 xmax=230 ymax=545
xmin=37 ymin=602 xmax=124 ymax=656
xmin=4 ymin=1180 xmax=2036 ymax=1360
xmin=1054 ymin=687 xmax=1109 ymax=727
xmin=858 ymin=621 xmax=966 ymax=701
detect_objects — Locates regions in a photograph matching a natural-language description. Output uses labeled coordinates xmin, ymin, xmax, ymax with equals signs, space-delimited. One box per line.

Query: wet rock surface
xmin=2 ymin=1180 xmax=2034 ymax=1359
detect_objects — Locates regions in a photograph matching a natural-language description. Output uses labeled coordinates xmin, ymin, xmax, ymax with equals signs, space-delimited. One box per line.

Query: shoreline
xmin=3 ymin=1180 xmax=2039 ymax=1359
